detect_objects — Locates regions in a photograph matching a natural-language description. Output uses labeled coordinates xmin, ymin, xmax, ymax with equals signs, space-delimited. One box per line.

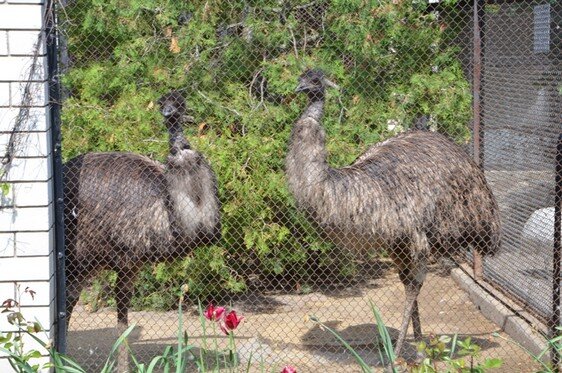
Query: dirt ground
xmin=67 ymin=270 xmax=537 ymax=372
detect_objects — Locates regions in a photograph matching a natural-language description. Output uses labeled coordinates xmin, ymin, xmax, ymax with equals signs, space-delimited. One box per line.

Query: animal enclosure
xmin=52 ymin=0 xmax=561 ymax=371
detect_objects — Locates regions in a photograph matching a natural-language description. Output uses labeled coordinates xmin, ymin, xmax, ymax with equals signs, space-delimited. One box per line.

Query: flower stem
xmin=197 ymin=301 xmax=208 ymax=372
xmin=229 ymin=331 xmax=238 ymax=372
xmin=211 ymin=322 xmax=220 ymax=372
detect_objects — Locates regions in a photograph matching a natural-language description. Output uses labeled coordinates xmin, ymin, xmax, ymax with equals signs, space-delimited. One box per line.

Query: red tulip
xmin=220 ymin=310 xmax=244 ymax=334
xmin=281 ymin=366 xmax=297 ymax=373
xmin=204 ymin=304 xmax=225 ymax=321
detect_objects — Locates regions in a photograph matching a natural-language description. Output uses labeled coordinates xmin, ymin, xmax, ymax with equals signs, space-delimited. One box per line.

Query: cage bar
xmin=552 ymin=133 xmax=562 ymax=371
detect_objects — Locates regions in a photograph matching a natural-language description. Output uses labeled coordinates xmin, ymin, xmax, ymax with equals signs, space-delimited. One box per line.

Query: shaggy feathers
xmin=286 ymin=69 xmax=501 ymax=356
xmin=64 ymin=91 xmax=220 ymax=326
xmin=289 ymin=129 xmax=501 ymax=258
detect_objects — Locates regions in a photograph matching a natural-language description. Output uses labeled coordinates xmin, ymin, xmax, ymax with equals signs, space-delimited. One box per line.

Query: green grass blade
xmin=99 ymin=323 xmax=136 ymax=372
xmin=369 ymin=300 xmax=396 ymax=372
xmin=128 ymin=342 xmax=143 ymax=371
xmin=197 ymin=300 xmax=208 ymax=373
xmin=55 ymin=366 xmax=88 ymax=373
xmin=309 ymin=315 xmax=372 ymax=373
xmin=245 ymin=350 xmax=253 ymax=373
xmin=146 ymin=355 xmax=167 ymax=372
xmin=449 ymin=333 xmax=459 ymax=359
xmin=176 ymin=300 xmax=184 ymax=373
xmin=53 ymin=363 xmax=89 ymax=373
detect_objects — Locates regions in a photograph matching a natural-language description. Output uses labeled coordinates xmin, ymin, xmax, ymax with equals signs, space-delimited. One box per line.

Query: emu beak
xmin=322 ymin=78 xmax=340 ymax=90
xmin=295 ymin=81 xmax=307 ymax=93
xmin=161 ymin=104 xmax=176 ymax=117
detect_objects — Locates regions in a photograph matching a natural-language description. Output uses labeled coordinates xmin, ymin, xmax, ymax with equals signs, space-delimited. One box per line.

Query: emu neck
xmin=302 ymin=94 xmax=324 ymax=119
xmin=163 ymin=120 xmax=220 ymax=247
xmin=166 ymin=116 xmax=191 ymax=152
xmin=287 ymin=97 xmax=330 ymax=191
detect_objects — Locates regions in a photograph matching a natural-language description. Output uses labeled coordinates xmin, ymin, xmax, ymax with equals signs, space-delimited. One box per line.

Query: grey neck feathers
xmin=301 ymin=97 xmax=324 ymax=122
xmin=164 ymin=118 xmax=217 ymax=239
xmin=287 ymin=97 xmax=330 ymax=188
xmin=167 ymin=119 xmax=191 ymax=152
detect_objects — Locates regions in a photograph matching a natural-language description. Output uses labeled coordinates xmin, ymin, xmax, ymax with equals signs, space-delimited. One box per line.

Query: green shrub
xmin=60 ymin=0 xmax=472 ymax=309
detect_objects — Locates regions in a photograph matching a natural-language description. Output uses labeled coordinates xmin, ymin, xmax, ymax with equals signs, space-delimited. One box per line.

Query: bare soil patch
xmin=68 ymin=271 xmax=536 ymax=372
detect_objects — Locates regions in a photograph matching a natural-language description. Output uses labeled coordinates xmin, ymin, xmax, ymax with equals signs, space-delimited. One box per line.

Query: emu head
xmin=158 ymin=90 xmax=187 ymax=122
xmin=295 ymin=69 xmax=338 ymax=100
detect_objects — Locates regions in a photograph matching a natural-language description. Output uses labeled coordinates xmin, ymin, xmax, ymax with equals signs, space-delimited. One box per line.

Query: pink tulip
xmin=204 ymin=304 xmax=225 ymax=321
xmin=281 ymin=366 xmax=297 ymax=373
xmin=220 ymin=310 xmax=244 ymax=334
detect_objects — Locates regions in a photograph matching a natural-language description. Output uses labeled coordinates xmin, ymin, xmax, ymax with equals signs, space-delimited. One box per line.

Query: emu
xmin=63 ymin=91 xmax=221 ymax=330
xmin=286 ymin=70 xmax=501 ymax=357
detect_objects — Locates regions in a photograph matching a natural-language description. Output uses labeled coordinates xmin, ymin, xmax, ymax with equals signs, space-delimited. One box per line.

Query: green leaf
xmin=27 ymin=350 xmax=42 ymax=359
xmin=369 ymin=301 xmax=397 ymax=371
xmin=0 ymin=183 xmax=10 ymax=197
xmin=483 ymin=358 xmax=503 ymax=368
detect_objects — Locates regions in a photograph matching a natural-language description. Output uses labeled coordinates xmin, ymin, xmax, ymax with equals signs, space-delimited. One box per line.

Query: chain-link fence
xmin=479 ymin=0 xmax=561 ymax=322
xmin=54 ymin=0 xmax=561 ymax=371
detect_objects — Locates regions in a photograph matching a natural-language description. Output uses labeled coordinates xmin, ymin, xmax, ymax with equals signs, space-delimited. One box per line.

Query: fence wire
xmin=55 ymin=0 xmax=561 ymax=371
xmin=480 ymin=1 xmax=561 ymax=325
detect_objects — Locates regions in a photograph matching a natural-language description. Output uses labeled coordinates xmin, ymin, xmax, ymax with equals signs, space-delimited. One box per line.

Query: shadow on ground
xmin=66 ymin=272 xmax=532 ymax=372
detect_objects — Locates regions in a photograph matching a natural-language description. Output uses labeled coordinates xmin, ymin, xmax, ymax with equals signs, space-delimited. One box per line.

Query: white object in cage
xmin=522 ymin=207 xmax=560 ymax=249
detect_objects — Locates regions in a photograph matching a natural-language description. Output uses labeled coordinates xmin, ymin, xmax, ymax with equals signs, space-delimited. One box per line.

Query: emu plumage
xmin=64 ymin=91 xmax=220 ymax=330
xmin=286 ymin=70 xmax=501 ymax=357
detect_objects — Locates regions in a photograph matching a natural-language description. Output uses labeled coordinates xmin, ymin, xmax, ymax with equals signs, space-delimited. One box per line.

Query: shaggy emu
xmin=286 ymin=70 xmax=501 ymax=357
xmin=63 ymin=91 xmax=221 ymax=330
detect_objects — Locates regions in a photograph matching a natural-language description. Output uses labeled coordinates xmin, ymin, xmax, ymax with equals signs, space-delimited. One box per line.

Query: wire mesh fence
xmin=479 ymin=1 xmax=561 ymax=323
xmin=53 ymin=0 xmax=561 ymax=371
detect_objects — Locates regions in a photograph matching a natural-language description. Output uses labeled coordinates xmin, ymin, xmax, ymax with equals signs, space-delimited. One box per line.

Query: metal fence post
xmin=472 ymin=0 xmax=485 ymax=280
xmin=552 ymin=134 xmax=562 ymax=371
xmin=45 ymin=0 xmax=67 ymax=354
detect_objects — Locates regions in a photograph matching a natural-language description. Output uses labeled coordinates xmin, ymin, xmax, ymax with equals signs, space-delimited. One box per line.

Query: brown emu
xmin=286 ymin=70 xmax=501 ymax=357
xmin=63 ymin=91 xmax=221 ymax=330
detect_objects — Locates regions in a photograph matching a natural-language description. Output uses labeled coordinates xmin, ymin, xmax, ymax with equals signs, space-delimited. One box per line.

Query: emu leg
xmin=65 ymin=281 xmax=82 ymax=328
xmin=65 ymin=269 xmax=87 ymax=330
xmin=391 ymin=233 xmax=429 ymax=357
xmin=394 ymin=275 xmax=422 ymax=358
xmin=115 ymin=270 xmax=136 ymax=373
xmin=398 ymin=268 xmax=423 ymax=341
xmin=411 ymin=299 xmax=422 ymax=341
